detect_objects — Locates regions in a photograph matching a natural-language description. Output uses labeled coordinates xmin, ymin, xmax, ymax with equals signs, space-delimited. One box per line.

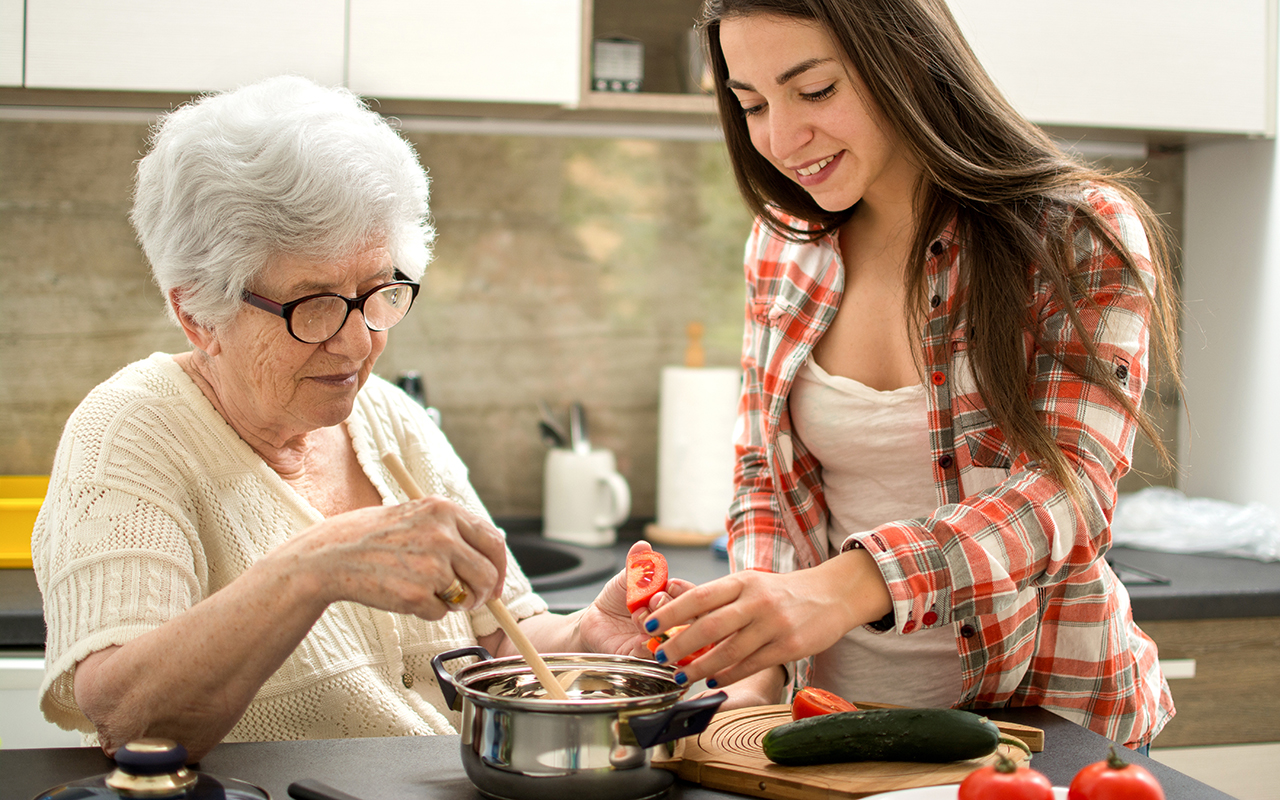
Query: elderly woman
xmin=32 ymin=75 xmax=657 ymax=762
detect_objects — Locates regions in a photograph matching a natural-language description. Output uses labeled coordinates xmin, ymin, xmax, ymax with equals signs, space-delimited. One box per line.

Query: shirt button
xmin=402 ymin=673 xmax=414 ymax=689
xmin=930 ymin=371 xmax=946 ymax=386
xmin=930 ymin=240 xmax=945 ymax=256
xmin=930 ymin=294 xmax=941 ymax=308
xmin=902 ymin=620 xmax=917 ymax=633
xmin=960 ymin=624 xmax=976 ymax=638
xmin=938 ymin=454 xmax=954 ymax=469
xmin=922 ymin=611 xmax=939 ymax=626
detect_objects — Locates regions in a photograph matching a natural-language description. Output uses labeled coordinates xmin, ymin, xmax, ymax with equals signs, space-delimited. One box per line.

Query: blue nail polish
xmin=674 ymin=672 xmax=687 ymax=685
xmin=654 ymin=650 xmax=667 ymax=664
xmin=706 ymin=679 xmax=718 ymax=689
xmin=645 ymin=619 xmax=659 ymax=632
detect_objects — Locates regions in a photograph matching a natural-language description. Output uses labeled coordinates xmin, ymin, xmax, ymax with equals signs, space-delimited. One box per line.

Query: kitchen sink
xmin=507 ymin=536 xmax=619 ymax=592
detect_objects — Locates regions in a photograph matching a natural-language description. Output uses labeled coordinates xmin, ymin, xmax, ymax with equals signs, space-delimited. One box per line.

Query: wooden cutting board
xmin=652 ymin=704 xmax=1042 ymax=800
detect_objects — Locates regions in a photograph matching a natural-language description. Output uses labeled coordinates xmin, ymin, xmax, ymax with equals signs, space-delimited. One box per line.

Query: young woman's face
xmin=719 ymin=13 xmax=918 ymax=213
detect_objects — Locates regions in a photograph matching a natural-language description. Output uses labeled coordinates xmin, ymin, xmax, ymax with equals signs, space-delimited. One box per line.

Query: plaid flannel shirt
xmin=728 ymin=183 xmax=1174 ymax=747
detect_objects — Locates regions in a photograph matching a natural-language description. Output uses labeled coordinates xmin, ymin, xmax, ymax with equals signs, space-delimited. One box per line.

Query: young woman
xmin=643 ymin=0 xmax=1179 ymax=748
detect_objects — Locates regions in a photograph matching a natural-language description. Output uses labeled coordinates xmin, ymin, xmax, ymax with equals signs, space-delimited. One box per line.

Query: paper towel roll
xmin=656 ymin=366 xmax=741 ymax=535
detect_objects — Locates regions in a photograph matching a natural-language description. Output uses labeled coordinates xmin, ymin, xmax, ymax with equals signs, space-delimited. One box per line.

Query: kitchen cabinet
xmin=0 ymin=0 xmax=21 ymax=87
xmin=577 ymin=0 xmax=1279 ymax=133
xmin=24 ymin=0 xmax=345 ymax=93
xmin=581 ymin=0 xmax=1277 ymax=133
xmin=0 ymin=655 xmax=82 ymax=749
xmin=578 ymin=0 xmax=715 ymax=114
xmin=948 ymin=0 xmax=1276 ymax=136
xmin=10 ymin=0 xmax=1275 ymax=136
xmin=347 ymin=0 xmax=581 ymax=105
xmin=1143 ymin=617 xmax=1280 ymax=747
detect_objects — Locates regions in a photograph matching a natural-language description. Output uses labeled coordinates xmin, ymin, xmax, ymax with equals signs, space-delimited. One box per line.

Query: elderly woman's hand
xmin=278 ymin=496 xmax=509 ymax=619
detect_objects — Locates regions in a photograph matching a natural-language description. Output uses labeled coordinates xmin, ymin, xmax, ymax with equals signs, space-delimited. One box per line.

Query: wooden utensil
xmin=652 ymin=704 xmax=1040 ymax=800
xmin=380 ymin=452 xmax=570 ymax=700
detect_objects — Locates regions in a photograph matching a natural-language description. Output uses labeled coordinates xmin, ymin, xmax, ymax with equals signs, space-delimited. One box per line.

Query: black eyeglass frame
xmin=240 ymin=271 xmax=421 ymax=344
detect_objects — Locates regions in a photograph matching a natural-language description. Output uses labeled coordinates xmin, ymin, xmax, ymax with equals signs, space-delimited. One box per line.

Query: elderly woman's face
xmin=211 ymin=243 xmax=395 ymax=440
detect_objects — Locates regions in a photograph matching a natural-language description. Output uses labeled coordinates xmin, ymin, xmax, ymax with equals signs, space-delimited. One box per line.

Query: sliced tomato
xmin=645 ymin=624 xmax=712 ymax=667
xmin=625 ymin=550 xmax=668 ymax=613
xmin=790 ymin=686 xmax=859 ymax=720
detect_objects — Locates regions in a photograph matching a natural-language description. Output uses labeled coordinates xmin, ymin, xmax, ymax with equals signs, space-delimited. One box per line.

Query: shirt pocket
xmin=950 ymin=338 xmax=1014 ymax=472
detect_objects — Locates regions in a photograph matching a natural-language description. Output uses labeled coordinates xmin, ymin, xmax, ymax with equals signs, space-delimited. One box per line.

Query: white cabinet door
xmin=0 ymin=0 xmax=22 ymax=87
xmin=949 ymin=0 xmax=1275 ymax=135
xmin=25 ymin=0 xmax=345 ymax=93
xmin=0 ymin=657 xmax=83 ymax=749
xmin=348 ymin=0 xmax=581 ymax=105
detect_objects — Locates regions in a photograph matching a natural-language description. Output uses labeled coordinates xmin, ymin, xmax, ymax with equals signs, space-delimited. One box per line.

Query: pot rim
xmin=441 ymin=651 xmax=685 ymax=712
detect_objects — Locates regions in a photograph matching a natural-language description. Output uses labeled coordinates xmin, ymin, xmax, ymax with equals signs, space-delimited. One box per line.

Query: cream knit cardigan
xmin=33 ymin=353 xmax=546 ymax=743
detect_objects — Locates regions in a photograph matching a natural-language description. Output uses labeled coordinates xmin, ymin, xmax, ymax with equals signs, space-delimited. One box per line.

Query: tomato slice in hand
xmin=791 ymin=687 xmax=859 ymax=720
xmin=625 ymin=550 xmax=669 ymax=613
xmin=645 ymin=624 xmax=712 ymax=667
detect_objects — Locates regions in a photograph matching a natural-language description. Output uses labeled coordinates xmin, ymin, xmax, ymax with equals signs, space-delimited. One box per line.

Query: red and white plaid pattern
xmin=728 ymin=183 xmax=1174 ymax=747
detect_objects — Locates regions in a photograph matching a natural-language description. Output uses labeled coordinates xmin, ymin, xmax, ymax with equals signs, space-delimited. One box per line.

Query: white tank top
xmin=789 ymin=355 xmax=963 ymax=707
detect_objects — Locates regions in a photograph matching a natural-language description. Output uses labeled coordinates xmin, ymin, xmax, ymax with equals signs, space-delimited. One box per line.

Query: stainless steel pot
xmin=430 ymin=646 xmax=725 ymax=800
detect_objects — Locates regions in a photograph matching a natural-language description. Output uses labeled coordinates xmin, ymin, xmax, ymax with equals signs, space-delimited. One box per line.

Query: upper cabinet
xmin=24 ymin=0 xmax=345 ymax=93
xmin=348 ymin=0 xmax=581 ymax=105
xmin=0 ymin=0 xmax=22 ymax=87
xmin=577 ymin=0 xmax=1277 ymax=134
xmin=948 ymin=0 xmax=1276 ymax=136
xmin=578 ymin=0 xmax=714 ymax=114
xmin=9 ymin=0 xmax=1277 ymax=137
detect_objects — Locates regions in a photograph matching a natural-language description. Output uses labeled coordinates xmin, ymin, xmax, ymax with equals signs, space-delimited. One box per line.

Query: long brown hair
xmin=702 ymin=0 xmax=1180 ymax=502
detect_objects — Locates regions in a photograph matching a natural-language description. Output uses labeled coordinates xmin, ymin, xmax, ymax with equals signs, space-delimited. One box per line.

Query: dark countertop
xmin=0 ymin=706 xmax=1235 ymax=800
xmin=4 ymin=521 xmax=1278 ymax=649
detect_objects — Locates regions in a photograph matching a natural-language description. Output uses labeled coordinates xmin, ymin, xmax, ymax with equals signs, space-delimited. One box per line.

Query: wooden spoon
xmin=380 ymin=452 xmax=570 ymax=700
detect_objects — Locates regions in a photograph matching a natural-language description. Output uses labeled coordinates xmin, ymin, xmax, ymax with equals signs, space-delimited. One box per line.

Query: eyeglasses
xmin=241 ymin=272 xmax=420 ymax=344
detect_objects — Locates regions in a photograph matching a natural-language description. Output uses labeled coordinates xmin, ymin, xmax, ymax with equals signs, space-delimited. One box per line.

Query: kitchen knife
xmin=537 ymin=399 xmax=570 ymax=448
xmin=569 ymin=402 xmax=590 ymax=454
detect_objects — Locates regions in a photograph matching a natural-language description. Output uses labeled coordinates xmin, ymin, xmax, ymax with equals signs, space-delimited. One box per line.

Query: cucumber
xmin=762 ymin=707 xmax=1001 ymax=766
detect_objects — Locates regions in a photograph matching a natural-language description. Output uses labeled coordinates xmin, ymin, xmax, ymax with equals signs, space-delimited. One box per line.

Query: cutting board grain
xmin=653 ymin=704 xmax=1040 ymax=800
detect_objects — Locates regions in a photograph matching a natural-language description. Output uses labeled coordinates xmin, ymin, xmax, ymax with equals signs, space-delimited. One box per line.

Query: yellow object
xmin=0 ymin=475 xmax=47 ymax=568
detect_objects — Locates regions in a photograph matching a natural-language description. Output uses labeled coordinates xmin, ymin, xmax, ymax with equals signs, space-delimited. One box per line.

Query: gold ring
xmin=438 ymin=578 xmax=469 ymax=609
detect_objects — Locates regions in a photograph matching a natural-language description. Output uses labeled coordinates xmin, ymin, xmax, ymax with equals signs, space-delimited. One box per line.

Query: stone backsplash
xmin=0 ymin=118 xmax=1180 ymax=518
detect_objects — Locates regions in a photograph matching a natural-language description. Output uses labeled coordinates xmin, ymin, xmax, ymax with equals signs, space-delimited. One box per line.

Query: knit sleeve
xmin=33 ymin=367 xmax=208 ymax=732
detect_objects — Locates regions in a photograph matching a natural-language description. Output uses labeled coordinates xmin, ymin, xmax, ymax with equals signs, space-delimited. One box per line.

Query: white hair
xmin=130 ymin=74 xmax=434 ymax=328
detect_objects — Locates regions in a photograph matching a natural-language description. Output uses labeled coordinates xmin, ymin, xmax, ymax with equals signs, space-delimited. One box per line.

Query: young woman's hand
xmin=642 ymin=548 xmax=893 ymax=688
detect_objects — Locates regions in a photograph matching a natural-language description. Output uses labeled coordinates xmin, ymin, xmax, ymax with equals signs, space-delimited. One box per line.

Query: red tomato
xmin=645 ymin=624 xmax=711 ymax=666
xmin=790 ymin=687 xmax=859 ymax=720
xmin=959 ymin=753 xmax=1055 ymax=800
xmin=1068 ymin=747 xmax=1165 ymax=800
xmin=625 ymin=550 xmax=668 ymax=613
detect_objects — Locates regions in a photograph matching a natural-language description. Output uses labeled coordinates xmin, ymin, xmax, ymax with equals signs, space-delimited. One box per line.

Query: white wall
xmin=1181 ymin=139 xmax=1280 ymax=513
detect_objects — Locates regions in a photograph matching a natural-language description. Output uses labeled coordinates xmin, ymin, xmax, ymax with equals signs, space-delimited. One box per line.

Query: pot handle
xmin=627 ymin=690 xmax=727 ymax=749
xmin=429 ymin=645 xmax=493 ymax=711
